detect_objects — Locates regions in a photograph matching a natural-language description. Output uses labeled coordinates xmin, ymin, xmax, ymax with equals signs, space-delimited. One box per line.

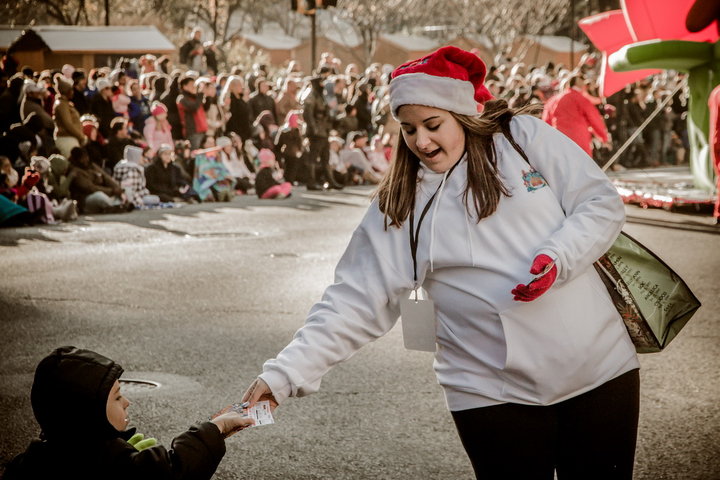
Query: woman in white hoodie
xmin=242 ymin=46 xmax=639 ymax=479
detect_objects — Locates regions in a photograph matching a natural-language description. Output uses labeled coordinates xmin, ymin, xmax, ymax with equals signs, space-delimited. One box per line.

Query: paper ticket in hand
xmin=530 ymin=260 xmax=556 ymax=283
xmin=245 ymin=400 xmax=275 ymax=426
xmin=212 ymin=400 xmax=275 ymax=427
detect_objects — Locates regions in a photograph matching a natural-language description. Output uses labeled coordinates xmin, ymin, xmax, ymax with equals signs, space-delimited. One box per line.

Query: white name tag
xmin=400 ymin=289 xmax=437 ymax=352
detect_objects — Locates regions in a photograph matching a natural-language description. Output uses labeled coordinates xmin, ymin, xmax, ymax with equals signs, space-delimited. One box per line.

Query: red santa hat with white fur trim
xmin=389 ymin=46 xmax=493 ymax=119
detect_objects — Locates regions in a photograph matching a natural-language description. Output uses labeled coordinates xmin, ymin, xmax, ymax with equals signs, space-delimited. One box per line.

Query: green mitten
xmin=127 ymin=432 xmax=158 ymax=451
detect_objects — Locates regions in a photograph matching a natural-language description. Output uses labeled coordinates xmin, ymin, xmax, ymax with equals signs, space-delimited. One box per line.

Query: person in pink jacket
xmin=542 ymin=75 xmax=610 ymax=156
xmin=143 ymin=102 xmax=173 ymax=157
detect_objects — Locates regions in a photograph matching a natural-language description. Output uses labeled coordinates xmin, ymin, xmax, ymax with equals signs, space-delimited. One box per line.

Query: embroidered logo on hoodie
xmin=521 ymin=168 xmax=548 ymax=192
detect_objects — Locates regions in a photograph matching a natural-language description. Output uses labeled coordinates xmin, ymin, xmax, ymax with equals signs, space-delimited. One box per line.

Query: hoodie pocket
xmin=498 ymin=271 xmax=613 ymax=404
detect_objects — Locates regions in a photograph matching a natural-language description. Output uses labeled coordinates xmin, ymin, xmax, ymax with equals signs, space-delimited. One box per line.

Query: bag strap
xmin=497 ymin=114 xmax=531 ymax=166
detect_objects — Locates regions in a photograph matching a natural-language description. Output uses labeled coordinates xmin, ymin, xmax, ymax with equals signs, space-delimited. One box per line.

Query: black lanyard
xmin=408 ymin=159 xmax=462 ymax=289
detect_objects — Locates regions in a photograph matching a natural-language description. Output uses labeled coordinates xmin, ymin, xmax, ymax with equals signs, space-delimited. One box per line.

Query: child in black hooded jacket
xmin=2 ymin=346 xmax=252 ymax=480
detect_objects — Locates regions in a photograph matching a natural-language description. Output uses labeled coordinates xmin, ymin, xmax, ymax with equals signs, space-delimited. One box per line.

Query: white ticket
xmin=244 ymin=400 xmax=275 ymax=427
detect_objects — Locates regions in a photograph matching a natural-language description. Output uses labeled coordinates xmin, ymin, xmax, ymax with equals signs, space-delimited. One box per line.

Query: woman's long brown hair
xmin=375 ymin=99 xmax=541 ymax=229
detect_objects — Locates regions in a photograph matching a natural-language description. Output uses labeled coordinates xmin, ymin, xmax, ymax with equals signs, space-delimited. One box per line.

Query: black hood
xmin=31 ymin=346 xmax=125 ymax=442
xmin=309 ymin=76 xmax=324 ymax=92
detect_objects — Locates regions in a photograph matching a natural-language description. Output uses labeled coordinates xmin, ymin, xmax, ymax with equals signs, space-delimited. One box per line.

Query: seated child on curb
xmin=255 ymin=148 xmax=292 ymax=199
xmin=3 ymin=346 xmax=253 ymax=480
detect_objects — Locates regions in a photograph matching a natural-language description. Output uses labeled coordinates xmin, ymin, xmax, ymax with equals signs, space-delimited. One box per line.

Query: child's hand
xmin=128 ymin=432 xmax=158 ymax=451
xmin=211 ymin=412 xmax=254 ymax=438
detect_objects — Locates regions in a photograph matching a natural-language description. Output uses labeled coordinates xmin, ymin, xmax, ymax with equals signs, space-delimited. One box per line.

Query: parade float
xmin=580 ymin=0 xmax=719 ymax=212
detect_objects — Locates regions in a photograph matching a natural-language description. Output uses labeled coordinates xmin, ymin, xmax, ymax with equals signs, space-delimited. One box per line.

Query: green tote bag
xmin=594 ymin=232 xmax=702 ymax=353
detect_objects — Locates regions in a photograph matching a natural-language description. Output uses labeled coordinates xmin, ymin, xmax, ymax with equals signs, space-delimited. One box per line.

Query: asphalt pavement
xmin=0 ymin=185 xmax=718 ymax=479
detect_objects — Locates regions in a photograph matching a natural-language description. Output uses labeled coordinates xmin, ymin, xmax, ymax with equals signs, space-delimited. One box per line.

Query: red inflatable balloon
xmin=579 ymin=0 xmax=719 ymax=97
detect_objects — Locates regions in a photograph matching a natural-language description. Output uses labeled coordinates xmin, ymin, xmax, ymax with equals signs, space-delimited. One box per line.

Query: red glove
xmin=15 ymin=168 xmax=41 ymax=198
xmin=22 ymin=169 xmax=40 ymax=189
xmin=511 ymin=254 xmax=557 ymax=302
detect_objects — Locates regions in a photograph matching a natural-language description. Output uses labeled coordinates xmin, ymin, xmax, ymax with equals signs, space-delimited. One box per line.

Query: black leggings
xmin=452 ymin=369 xmax=640 ymax=480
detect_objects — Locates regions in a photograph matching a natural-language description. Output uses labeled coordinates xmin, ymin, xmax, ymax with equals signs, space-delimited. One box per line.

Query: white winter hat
xmin=124 ymin=145 xmax=143 ymax=164
xmin=216 ymin=136 xmax=232 ymax=148
xmin=95 ymin=77 xmax=112 ymax=91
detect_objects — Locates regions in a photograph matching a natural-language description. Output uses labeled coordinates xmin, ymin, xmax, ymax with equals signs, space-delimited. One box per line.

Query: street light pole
xmin=105 ymin=0 xmax=110 ymax=26
xmin=311 ymin=12 xmax=317 ymax=73
xmin=570 ymin=0 xmax=575 ymax=67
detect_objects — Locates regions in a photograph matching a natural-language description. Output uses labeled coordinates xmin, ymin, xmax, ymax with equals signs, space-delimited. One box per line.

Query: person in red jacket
xmin=709 ymin=84 xmax=720 ymax=225
xmin=542 ymin=75 xmax=610 ymax=156
xmin=176 ymin=77 xmax=208 ymax=150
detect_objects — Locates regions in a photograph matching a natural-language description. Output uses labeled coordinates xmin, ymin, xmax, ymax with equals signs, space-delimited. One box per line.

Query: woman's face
xmin=397 ymin=104 xmax=466 ymax=174
xmin=203 ymin=136 xmax=215 ymax=148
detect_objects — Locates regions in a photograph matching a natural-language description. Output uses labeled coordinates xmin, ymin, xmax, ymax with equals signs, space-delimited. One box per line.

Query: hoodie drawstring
xmin=409 ymin=158 xmax=463 ymax=286
xmin=464 ymin=206 xmax=476 ymax=267
xmin=429 ymin=168 xmax=451 ymax=273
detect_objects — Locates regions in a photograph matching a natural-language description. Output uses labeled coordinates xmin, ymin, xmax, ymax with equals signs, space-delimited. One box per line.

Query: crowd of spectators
xmin=0 ymin=28 xmax=691 ymax=227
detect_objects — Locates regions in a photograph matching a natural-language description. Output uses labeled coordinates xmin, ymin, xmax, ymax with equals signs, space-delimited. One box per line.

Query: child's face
xmin=106 ymin=380 xmax=130 ymax=431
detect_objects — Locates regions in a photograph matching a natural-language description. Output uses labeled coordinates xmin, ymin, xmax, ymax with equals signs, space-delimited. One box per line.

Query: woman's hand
xmin=241 ymin=377 xmax=278 ymax=412
xmin=511 ymin=254 xmax=557 ymax=302
xmin=211 ymin=411 xmax=254 ymax=438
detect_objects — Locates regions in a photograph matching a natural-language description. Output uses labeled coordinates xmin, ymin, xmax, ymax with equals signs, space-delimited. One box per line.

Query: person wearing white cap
xmin=216 ymin=135 xmax=254 ymax=194
xmin=112 ymin=145 xmax=158 ymax=208
xmin=89 ymin=77 xmax=116 ymax=138
xmin=21 ymin=81 xmax=54 ymax=145
xmin=61 ymin=64 xmax=75 ymax=80
xmin=241 ymin=46 xmax=640 ymax=478
xmin=145 ymin=144 xmax=198 ymax=203
xmin=327 ymin=135 xmax=349 ymax=186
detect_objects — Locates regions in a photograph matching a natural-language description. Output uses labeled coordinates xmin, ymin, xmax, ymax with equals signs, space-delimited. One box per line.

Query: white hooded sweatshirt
xmin=259 ymin=115 xmax=639 ymax=411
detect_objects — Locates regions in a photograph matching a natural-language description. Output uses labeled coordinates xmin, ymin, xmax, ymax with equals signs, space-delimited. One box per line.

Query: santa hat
xmin=285 ymin=111 xmax=301 ymax=129
xmin=389 ymin=46 xmax=493 ymax=119
xmin=82 ymin=123 xmax=97 ymax=139
xmin=151 ymin=102 xmax=167 ymax=117
xmin=80 ymin=114 xmax=99 ymax=128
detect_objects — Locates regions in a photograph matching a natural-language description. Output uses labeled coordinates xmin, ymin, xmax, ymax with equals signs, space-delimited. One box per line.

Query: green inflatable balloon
xmin=610 ymin=39 xmax=720 ymax=191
